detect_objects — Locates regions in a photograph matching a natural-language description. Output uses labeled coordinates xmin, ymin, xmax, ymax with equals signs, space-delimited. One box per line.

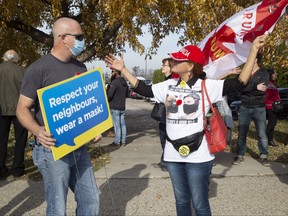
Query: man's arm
xmin=107 ymin=82 xmax=116 ymax=101
xmin=16 ymin=94 xmax=56 ymax=149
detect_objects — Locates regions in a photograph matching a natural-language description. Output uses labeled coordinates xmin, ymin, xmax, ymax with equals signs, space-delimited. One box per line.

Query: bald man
xmin=16 ymin=18 xmax=100 ymax=215
xmin=0 ymin=50 xmax=27 ymax=179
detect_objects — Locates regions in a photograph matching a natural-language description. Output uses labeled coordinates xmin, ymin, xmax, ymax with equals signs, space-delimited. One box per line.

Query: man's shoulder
xmin=114 ymin=77 xmax=124 ymax=83
xmin=258 ymin=68 xmax=269 ymax=75
xmin=0 ymin=61 xmax=23 ymax=71
xmin=255 ymin=69 xmax=269 ymax=81
xmin=27 ymin=54 xmax=85 ymax=70
xmin=70 ymin=57 xmax=86 ymax=68
xmin=109 ymin=79 xmax=119 ymax=87
xmin=0 ymin=60 xmax=15 ymax=67
xmin=28 ymin=54 xmax=53 ymax=69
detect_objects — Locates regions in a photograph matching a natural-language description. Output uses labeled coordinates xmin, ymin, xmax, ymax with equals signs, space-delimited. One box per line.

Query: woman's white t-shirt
xmin=152 ymin=78 xmax=224 ymax=163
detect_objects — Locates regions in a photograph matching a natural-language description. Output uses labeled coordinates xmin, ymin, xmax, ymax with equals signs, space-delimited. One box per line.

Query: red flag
xmin=198 ymin=0 xmax=288 ymax=79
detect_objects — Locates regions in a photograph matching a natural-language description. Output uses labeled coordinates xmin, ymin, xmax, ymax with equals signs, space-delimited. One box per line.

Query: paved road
xmin=1 ymin=98 xmax=288 ymax=215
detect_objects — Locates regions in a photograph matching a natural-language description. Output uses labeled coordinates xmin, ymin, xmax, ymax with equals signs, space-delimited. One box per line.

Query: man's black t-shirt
xmin=20 ymin=53 xmax=86 ymax=126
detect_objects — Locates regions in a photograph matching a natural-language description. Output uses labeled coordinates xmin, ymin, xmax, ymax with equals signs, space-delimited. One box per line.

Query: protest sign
xmin=37 ymin=68 xmax=112 ymax=160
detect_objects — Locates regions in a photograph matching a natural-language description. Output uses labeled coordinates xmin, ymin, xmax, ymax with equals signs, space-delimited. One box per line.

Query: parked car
xmin=276 ymin=88 xmax=288 ymax=119
xmin=228 ymin=88 xmax=288 ymax=120
xmin=129 ymin=89 xmax=145 ymax=99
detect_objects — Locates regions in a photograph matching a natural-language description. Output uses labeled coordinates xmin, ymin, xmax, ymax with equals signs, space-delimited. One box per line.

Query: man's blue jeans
xmin=166 ymin=161 xmax=213 ymax=216
xmin=111 ymin=109 xmax=126 ymax=144
xmin=237 ymin=106 xmax=268 ymax=157
xmin=33 ymin=145 xmax=100 ymax=216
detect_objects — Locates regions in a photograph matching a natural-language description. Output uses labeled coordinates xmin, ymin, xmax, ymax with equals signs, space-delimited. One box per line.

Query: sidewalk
xmin=95 ymin=98 xmax=288 ymax=215
xmin=96 ymin=129 xmax=288 ymax=216
xmin=97 ymin=133 xmax=288 ymax=179
xmin=0 ymin=98 xmax=288 ymax=215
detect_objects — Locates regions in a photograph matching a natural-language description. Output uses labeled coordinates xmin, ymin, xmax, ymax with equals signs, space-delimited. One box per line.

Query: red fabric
xmin=265 ymin=80 xmax=281 ymax=110
xmin=171 ymin=73 xmax=180 ymax=78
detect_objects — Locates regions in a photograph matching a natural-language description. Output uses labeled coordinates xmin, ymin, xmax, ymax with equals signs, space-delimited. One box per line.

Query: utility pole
xmin=145 ymin=47 xmax=152 ymax=75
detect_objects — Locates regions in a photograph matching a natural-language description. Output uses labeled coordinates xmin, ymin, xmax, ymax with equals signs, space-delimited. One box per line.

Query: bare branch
xmin=4 ymin=18 xmax=53 ymax=47
xmin=39 ymin=0 xmax=51 ymax=5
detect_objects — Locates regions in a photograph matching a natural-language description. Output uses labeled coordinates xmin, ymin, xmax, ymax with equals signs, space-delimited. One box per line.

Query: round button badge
xmin=179 ymin=145 xmax=190 ymax=156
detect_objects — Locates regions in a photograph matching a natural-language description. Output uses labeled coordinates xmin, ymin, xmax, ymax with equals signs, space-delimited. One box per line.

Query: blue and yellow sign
xmin=37 ymin=68 xmax=113 ymax=161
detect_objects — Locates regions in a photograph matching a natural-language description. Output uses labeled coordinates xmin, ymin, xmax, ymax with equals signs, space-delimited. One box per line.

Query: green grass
xmin=4 ymin=119 xmax=288 ymax=180
xmin=5 ymin=134 xmax=110 ymax=181
xmin=228 ymin=119 xmax=288 ymax=163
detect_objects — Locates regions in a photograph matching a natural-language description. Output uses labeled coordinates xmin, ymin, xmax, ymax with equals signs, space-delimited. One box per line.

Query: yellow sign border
xmin=37 ymin=67 xmax=113 ymax=160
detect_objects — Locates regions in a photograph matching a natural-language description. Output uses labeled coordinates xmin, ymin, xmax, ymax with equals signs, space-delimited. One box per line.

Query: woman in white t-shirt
xmin=105 ymin=34 xmax=267 ymax=216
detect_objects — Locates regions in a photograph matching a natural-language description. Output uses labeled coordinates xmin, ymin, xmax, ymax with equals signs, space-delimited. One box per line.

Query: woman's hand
xmin=252 ymin=34 xmax=269 ymax=51
xmin=105 ymin=53 xmax=125 ymax=72
xmin=238 ymin=33 xmax=269 ymax=85
xmin=105 ymin=53 xmax=139 ymax=88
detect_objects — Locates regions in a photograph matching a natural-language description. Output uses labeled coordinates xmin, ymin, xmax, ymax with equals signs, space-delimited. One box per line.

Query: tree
xmin=131 ymin=66 xmax=141 ymax=77
xmin=0 ymin=0 xmax=287 ymax=78
xmin=152 ymin=69 xmax=165 ymax=84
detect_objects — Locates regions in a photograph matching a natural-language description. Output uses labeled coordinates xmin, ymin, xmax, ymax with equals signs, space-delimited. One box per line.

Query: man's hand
xmin=35 ymin=126 xmax=56 ymax=150
xmin=257 ymin=82 xmax=267 ymax=92
xmin=93 ymin=134 xmax=102 ymax=143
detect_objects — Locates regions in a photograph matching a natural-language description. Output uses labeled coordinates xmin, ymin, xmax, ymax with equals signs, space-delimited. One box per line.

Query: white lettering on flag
xmin=198 ymin=0 xmax=288 ymax=79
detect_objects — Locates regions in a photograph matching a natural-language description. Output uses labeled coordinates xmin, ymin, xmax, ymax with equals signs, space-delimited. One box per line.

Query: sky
xmin=39 ymin=24 xmax=184 ymax=78
xmin=85 ymin=30 xmax=184 ymax=77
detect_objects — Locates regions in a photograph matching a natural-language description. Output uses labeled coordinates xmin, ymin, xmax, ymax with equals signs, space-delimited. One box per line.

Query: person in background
xmin=233 ymin=53 xmax=270 ymax=167
xmin=107 ymin=69 xmax=129 ymax=147
xmin=265 ymin=68 xmax=281 ymax=147
xmin=105 ymin=34 xmax=268 ymax=216
xmin=16 ymin=17 xmax=101 ymax=215
xmin=0 ymin=50 xmax=28 ymax=178
xmin=217 ymin=67 xmax=241 ymax=145
xmin=154 ymin=58 xmax=173 ymax=171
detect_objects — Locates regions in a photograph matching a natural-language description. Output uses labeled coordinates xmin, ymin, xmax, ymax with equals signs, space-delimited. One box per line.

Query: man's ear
xmin=60 ymin=35 xmax=68 ymax=45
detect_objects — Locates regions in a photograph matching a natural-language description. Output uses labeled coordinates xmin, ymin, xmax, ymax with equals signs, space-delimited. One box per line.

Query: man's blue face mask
xmin=69 ymin=38 xmax=85 ymax=56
